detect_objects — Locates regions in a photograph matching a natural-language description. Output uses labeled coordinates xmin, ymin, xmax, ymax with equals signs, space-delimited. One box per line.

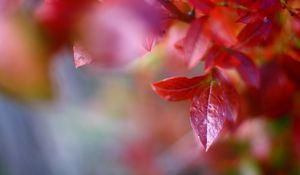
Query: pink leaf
xmin=73 ymin=42 xmax=93 ymax=68
xmin=190 ymin=81 xmax=226 ymax=151
xmin=73 ymin=0 xmax=162 ymax=68
xmin=143 ymin=34 xmax=156 ymax=52
xmin=151 ymin=75 xmax=209 ymax=101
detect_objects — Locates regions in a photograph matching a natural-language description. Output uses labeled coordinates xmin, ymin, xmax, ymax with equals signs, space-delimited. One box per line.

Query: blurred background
xmin=0 ymin=49 xmax=201 ymax=175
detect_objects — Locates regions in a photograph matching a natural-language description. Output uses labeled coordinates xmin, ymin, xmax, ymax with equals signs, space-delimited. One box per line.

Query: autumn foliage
xmin=1 ymin=0 xmax=300 ymax=155
xmin=151 ymin=0 xmax=300 ymax=151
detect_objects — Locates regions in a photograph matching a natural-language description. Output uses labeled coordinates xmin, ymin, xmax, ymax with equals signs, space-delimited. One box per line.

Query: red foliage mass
xmin=151 ymin=0 xmax=300 ymax=150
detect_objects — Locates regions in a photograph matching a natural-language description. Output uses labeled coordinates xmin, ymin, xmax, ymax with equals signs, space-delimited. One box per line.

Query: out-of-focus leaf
xmin=188 ymin=0 xmax=214 ymax=14
xmin=258 ymin=0 xmax=281 ymax=17
xmin=291 ymin=15 xmax=300 ymax=39
xmin=151 ymin=75 xmax=210 ymax=101
xmin=293 ymin=116 xmax=300 ymax=156
xmin=157 ymin=0 xmax=193 ymax=22
xmin=204 ymin=48 xmax=260 ymax=88
xmin=203 ymin=45 xmax=228 ymax=71
xmin=206 ymin=7 xmax=238 ymax=47
xmin=225 ymin=50 xmax=260 ymax=88
xmin=74 ymin=0 xmax=162 ymax=68
xmin=236 ymin=12 xmax=262 ymax=24
xmin=190 ymin=81 xmax=226 ymax=151
xmin=35 ymin=0 xmax=96 ymax=50
xmin=234 ymin=0 xmax=280 ymax=20
xmin=280 ymin=54 xmax=300 ymax=88
xmin=237 ymin=18 xmax=272 ymax=48
xmin=143 ymin=33 xmax=156 ymax=52
xmin=177 ymin=16 xmax=210 ymax=68
xmin=260 ymin=61 xmax=295 ymax=117
xmin=163 ymin=23 xmax=191 ymax=73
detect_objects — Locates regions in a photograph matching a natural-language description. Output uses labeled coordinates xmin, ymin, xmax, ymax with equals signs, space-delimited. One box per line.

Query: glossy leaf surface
xmin=151 ymin=75 xmax=209 ymax=101
xmin=212 ymin=69 xmax=240 ymax=122
xmin=190 ymin=81 xmax=226 ymax=150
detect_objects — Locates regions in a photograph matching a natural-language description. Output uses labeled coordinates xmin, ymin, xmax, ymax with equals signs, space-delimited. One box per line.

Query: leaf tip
xmin=150 ymin=82 xmax=158 ymax=92
xmin=74 ymin=55 xmax=92 ymax=68
xmin=73 ymin=43 xmax=93 ymax=68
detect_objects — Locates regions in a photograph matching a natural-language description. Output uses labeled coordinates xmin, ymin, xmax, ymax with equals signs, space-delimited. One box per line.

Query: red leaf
xmin=188 ymin=0 xmax=214 ymax=14
xmin=259 ymin=61 xmax=295 ymax=117
xmin=206 ymin=7 xmax=237 ymax=47
xmin=236 ymin=18 xmax=272 ymax=48
xmin=179 ymin=16 xmax=211 ymax=68
xmin=280 ymin=54 xmax=300 ymax=88
xmin=236 ymin=12 xmax=262 ymax=24
xmin=35 ymin=0 xmax=96 ymax=49
xmin=223 ymin=50 xmax=260 ymax=88
xmin=235 ymin=0 xmax=280 ymax=17
xmin=157 ymin=0 xmax=193 ymax=22
xmin=203 ymin=45 xmax=228 ymax=71
xmin=258 ymin=0 xmax=281 ymax=17
xmin=291 ymin=15 xmax=300 ymax=38
xmin=151 ymin=75 xmax=209 ymax=101
xmin=205 ymin=48 xmax=260 ymax=88
xmin=293 ymin=117 xmax=300 ymax=156
xmin=190 ymin=81 xmax=226 ymax=151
